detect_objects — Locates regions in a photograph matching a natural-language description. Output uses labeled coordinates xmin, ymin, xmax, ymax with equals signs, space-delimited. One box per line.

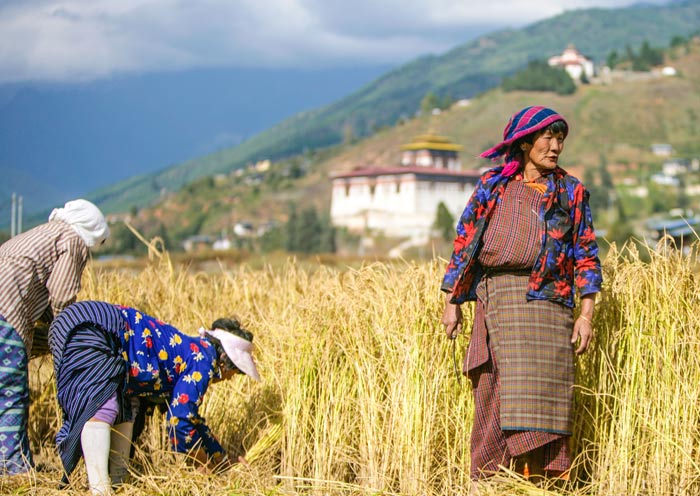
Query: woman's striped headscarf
xmin=480 ymin=106 xmax=568 ymax=177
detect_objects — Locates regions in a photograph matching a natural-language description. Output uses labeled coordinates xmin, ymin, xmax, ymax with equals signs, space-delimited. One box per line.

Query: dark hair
xmin=208 ymin=317 xmax=254 ymax=371
xmin=514 ymin=119 xmax=569 ymax=150
xmin=211 ymin=317 xmax=253 ymax=342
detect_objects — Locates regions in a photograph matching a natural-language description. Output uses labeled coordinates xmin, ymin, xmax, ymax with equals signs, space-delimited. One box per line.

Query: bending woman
xmin=440 ymin=106 xmax=602 ymax=483
xmin=49 ymin=300 xmax=260 ymax=494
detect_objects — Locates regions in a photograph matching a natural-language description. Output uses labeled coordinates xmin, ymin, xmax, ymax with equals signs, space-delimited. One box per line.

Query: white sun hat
xmin=204 ymin=328 xmax=261 ymax=381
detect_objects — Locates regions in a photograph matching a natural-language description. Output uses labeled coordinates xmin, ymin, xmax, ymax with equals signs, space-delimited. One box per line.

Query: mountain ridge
xmin=87 ymin=0 xmax=700 ymax=216
xmin=117 ymin=37 xmax=700 ymax=255
xmin=0 ymin=64 xmax=393 ymax=224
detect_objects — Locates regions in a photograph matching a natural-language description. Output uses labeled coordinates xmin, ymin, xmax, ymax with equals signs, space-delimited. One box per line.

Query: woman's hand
xmin=571 ymin=316 xmax=593 ymax=354
xmin=188 ymin=448 xmax=232 ymax=473
xmin=208 ymin=452 xmax=232 ymax=473
xmin=441 ymin=296 xmax=463 ymax=339
xmin=572 ymin=294 xmax=596 ymax=354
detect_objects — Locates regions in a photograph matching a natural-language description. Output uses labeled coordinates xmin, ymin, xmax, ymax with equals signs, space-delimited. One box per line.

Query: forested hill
xmin=90 ymin=0 xmax=700 ymax=215
xmin=107 ymin=35 xmax=700 ymax=256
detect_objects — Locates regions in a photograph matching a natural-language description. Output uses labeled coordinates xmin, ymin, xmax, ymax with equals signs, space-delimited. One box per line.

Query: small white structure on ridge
xmin=548 ymin=44 xmax=595 ymax=82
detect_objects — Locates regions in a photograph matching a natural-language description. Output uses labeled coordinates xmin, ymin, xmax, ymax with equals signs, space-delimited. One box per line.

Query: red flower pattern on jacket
xmin=442 ymin=166 xmax=602 ymax=308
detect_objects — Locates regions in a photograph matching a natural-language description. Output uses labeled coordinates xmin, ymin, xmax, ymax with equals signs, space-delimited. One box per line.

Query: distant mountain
xmin=90 ymin=0 xmax=700 ymax=216
xmin=126 ymin=35 xmax=700 ymax=252
xmin=0 ymin=65 xmax=392 ymax=223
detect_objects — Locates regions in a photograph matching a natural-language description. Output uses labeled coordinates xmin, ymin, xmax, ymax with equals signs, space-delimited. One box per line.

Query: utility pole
xmin=17 ymin=195 xmax=22 ymax=235
xmin=9 ymin=193 xmax=23 ymax=237
xmin=10 ymin=193 xmax=15 ymax=237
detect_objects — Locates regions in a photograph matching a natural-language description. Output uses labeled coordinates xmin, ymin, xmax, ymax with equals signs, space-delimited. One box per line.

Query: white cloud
xmin=0 ymin=0 xmax=670 ymax=83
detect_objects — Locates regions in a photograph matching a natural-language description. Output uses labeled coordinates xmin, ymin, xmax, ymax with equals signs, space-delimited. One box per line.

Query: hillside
xmin=119 ymin=37 xmax=700 ymax=254
xmin=89 ymin=0 xmax=700 ymax=216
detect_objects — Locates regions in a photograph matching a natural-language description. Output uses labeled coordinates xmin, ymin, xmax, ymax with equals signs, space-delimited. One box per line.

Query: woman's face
xmin=523 ymin=129 xmax=565 ymax=171
xmin=212 ymin=353 xmax=244 ymax=383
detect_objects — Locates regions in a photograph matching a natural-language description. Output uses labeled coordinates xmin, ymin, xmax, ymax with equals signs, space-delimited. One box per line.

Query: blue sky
xmin=0 ymin=0 xmax=671 ymax=83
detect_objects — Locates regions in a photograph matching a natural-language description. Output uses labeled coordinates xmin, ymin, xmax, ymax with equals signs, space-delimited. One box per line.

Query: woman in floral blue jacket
xmin=441 ymin=163 xmax=601 ymax=307
xmin=49 ymin=300 xmax=260 ymax=495
xmin=440 ymin=106 xmax=602 ymax=486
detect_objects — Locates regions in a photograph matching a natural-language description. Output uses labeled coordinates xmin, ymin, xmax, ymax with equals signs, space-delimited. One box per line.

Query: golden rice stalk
xmin=243 ymin=421 xmax=283 ymax=463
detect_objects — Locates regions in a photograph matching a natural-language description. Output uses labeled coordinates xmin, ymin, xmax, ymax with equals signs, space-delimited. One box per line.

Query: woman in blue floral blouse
xmin=440 ymin=106 xmax=602 ymax=486
xmin=49 ymin=300 xmax=260 ymax=495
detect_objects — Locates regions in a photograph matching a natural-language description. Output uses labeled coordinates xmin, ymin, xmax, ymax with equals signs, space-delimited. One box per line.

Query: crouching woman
xmin=48 ymin=300 xmax=260 ymax=495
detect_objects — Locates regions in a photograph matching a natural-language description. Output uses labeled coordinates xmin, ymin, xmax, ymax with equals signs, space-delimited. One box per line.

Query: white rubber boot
xmin=80 ymin=421 xmax=112 ymax=495
xmin=109 ymin=422 xmax=134 ymax=485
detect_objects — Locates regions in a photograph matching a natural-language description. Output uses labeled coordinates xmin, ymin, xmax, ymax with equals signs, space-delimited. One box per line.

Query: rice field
xmin=3 ymin=238 xmax=700 ymax=495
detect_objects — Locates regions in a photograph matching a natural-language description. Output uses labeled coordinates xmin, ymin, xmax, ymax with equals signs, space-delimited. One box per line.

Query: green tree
xmin=285 ymin=204 xmax=300 ymax=252
xmin=434 ymin=202 xmax=455 ymax=241
xmin=318 ymin=213 xmax=337 ymax=253
xmin=502 ymin=60 xmax=576 ymax=95
xmin=677 ymin=175 xmax=689 ymax=211
xmin=599 ymin=154 xmax=614 ymax=191
xmin=606 ymin=50 xmax=619 ymax=69
xmin=260 ymin=225 xmax=286 ymax=253
xmin=284 ymin=205 xmax=336 ymax=254
xmin=155 ymin=222 xmax=171 ymax=251
xmin=440 ymin=94 xmax=454 ymax=110
xmin=608 ymin=217 xmax=636 ymax=247
xmin=639 ymin=40 xmax=664 ymax=68
xmin=583 ymin=167 xmax=605 ymax=217
xmin=670 ymin=35 xmax=687 ymax=49
xmin=298 ymin=207 xmax=321 ymax=253
xmin=648 ymin=183 xmax=677 ymax=214
xmin=102 ymin=221 xmax=140 ymax=255
xmin=420 ymin=91 xmax=441 ymax=115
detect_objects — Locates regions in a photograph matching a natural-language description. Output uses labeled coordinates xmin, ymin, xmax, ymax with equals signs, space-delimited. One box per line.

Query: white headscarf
xmin=200 ymin=327 xmax=261 ymax=381
xmin=48 ymin=199 xmax=110 ymax=247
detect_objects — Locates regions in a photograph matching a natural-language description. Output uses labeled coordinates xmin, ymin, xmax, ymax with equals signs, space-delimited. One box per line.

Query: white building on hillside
xmin=548 ymin=44 xmax=595 ymax=82
xmin=330 ymin=134 xmax=480 ymax=238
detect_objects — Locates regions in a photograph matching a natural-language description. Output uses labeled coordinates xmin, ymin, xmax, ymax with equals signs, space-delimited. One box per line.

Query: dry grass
xmin=7 ymin=238 xmax=700 ymax=495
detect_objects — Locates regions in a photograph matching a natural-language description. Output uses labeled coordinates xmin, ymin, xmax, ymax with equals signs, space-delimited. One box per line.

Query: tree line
xmin=606 ymin=40 xmax=664 ymax=71
xmin=501 ymin=60 xmax=576 ymax=95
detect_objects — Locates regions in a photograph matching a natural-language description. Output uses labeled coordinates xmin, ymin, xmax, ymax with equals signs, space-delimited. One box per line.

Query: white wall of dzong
xmin=330 ymin=174 xmax=475 ymax=238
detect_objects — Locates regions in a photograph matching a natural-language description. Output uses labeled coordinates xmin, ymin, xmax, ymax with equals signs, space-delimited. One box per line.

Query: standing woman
xmin=49 ymin=300 xmax=261 ymax=495
xmin=440 ymin=106 xmax=602 ymax=483
xmin=0 ymin=199 xmax=109 ymax=474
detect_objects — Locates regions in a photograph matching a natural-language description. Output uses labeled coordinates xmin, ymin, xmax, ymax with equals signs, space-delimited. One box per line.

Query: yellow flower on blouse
xmin=158 ymin=349 xmax=168 ymax=360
